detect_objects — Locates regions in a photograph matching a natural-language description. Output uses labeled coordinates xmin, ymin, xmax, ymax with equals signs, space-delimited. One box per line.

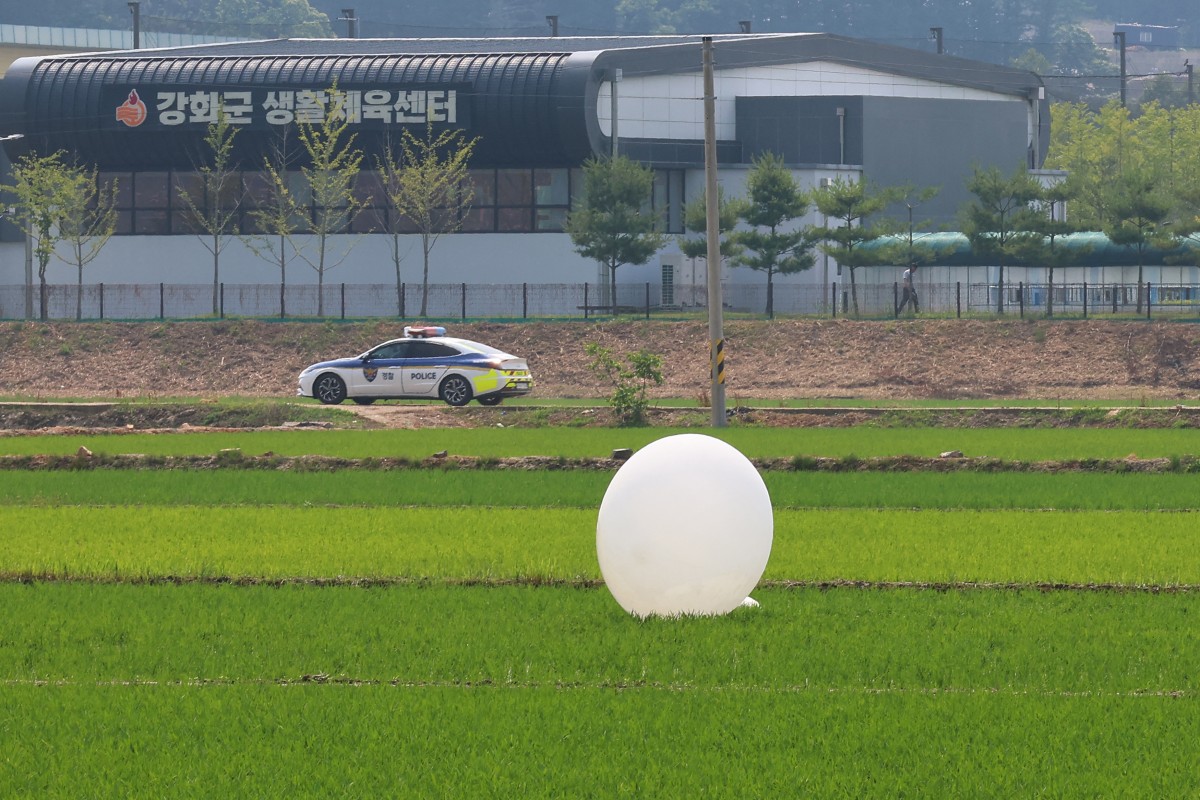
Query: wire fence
xmin=2 ymin=280 xmax=1198 ymax=321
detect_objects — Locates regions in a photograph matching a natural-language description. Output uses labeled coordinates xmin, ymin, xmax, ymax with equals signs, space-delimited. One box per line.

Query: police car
xmin=297 ymin=326 xmax=534 ymax=407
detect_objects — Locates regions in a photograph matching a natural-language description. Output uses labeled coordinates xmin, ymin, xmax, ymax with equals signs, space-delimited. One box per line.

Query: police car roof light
xmin=403 ymin=325 xmax=447 ymax=338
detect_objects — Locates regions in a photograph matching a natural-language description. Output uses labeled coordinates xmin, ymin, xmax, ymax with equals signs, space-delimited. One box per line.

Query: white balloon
xmin=597 ymin=433 xmax=773 ymax=618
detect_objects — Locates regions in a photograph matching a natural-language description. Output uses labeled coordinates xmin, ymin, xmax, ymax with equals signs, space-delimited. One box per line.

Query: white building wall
xmin=597 ymin=61 xmax=1023 ymax=140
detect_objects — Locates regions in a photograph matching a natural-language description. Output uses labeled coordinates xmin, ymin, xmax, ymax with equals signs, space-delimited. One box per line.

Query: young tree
xmin=962 ymin=165 xmax=1043 ymax=314
xmin=7 ymin=151 xmax=74 ymax=320
xmin=565 ymin=155 xmax=666 ymax=315
xmin=377 ymin=123 xmax=480 ymax=316
xmin=175 ymin=107 xmax=243 ymax=315
xmin=56 ymin=167 xmax=118 ymax=320
xmin=677 ymin=187 xmax=746 ymax=298
xmin=812 ymin=176 xmax=902 ymax=318
xmin=729 ymin=152 xmax=817 ymax=318
xmin=294 ymin=87 xmax=368 ymax=317
xmin=1018 ymin=179 xmax=1089 ymax=318
xmin=1102 ymin=169 xmax=1175 ymax=314
xmin=245 ymin=129 xmax=303 ymax=318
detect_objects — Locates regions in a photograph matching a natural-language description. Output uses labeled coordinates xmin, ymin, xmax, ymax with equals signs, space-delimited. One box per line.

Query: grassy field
xmin=2 ymin=429 xmax=1198 ymax=796
xmin=6 ymin=425 xmax=1200 ymax=459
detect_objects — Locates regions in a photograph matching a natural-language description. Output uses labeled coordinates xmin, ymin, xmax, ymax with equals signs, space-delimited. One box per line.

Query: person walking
xmin=898 ymin=264 xmax=919 ymax=315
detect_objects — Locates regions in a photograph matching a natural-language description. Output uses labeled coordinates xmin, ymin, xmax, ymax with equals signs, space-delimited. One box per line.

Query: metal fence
xmin=2 ymin=280 xmax=1199 ymax=321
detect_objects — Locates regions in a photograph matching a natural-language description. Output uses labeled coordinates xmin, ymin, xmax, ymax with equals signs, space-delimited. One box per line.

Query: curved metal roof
xmin=0 ymin=50 xmax=593 ymax=169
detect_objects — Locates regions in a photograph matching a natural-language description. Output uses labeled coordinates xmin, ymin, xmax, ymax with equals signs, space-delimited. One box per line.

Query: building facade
xmin=0 ymin=33 xmax=1051 ymax=317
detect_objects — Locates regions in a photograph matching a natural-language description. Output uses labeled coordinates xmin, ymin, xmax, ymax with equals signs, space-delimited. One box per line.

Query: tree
xmin=1021 ymin=180 xmax=1091 ymax=318
xmin=176 ymin=107 xmax=243 ymax=315
xmin=565 ymin=155 xmax=666 ymax=315
xmin=811 ymin=176 xmax=902 ymax=318
xmin=293 ymin=86 xmax=369 ymax=317
xmin=7 ymin=151 xmax=74 ymax=320
xmin=962 ymin=165 xmax=1043 ymax=314
xmin=729 ymin=152 xmax=817 ymax=318
xmin=56 ymin=167 xmax=118 ymax=320
xmin=378 ymin=123 xmax=479 ymax=317
xmin=1102 ymin=169 xmax=1175 ymax=314
xmin=677 ymin=187 xmax=746 ymax=302
xmin=245 ymin=128 xmax=304 ymax=318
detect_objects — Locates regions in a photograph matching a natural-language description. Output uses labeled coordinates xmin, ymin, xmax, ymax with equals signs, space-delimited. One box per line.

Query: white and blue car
xmin=297 ymin=326 xmax=534 ymax=407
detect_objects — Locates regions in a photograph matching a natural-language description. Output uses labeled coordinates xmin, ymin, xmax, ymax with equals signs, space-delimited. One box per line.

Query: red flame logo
xmin=115 ymin=89 xmax=147 ymax=128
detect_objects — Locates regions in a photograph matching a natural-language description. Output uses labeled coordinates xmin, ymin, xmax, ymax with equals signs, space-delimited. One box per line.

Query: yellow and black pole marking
xmin=712 ymin=338 xmax=725 ymax=385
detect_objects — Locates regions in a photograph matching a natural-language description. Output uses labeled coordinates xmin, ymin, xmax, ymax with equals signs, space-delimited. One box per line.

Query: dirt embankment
xmin=1 ymin=318 xmax=1199 ymax=402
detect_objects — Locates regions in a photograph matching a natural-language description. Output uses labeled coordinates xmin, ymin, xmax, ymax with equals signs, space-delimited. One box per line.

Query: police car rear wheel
xmin=314 ymin=373 xmax=347 ymax=405
xmin=477 ymin=395 xmax=502 ymax=406
xmin=440 ymin=375 xmax=473 ymax=407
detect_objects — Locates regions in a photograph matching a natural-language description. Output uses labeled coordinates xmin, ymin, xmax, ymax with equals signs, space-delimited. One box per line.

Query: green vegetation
xmin=3 ymin=425 xmax=1199 ymax=795
xmin=5 ymin=425 xmax=1200 ymax=460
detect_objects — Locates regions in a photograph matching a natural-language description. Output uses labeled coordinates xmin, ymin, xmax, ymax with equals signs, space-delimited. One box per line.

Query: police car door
xmin=354 ymin=342 xmax=408 ymax=397
xmin=401 ymin=341 xmax=454 ymax=396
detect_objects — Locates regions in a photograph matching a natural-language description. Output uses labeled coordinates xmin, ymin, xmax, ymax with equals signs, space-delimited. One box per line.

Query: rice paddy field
xmin=2 ymin=425 xmax=1199 ymax=797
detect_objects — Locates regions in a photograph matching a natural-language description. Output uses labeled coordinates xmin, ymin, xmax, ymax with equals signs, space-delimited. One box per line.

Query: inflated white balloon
xmin=597 ymin=433 xmax=773 ymax=618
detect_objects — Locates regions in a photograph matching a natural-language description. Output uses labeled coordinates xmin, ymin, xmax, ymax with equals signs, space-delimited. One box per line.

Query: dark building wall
xmin=862 ymin=97 xmax=1031 ymax=228
xmin=736 ymin=96 xmax=864 ymax=165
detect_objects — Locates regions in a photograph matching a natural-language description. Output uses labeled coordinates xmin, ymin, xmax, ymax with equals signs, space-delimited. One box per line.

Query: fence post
xmin=893 ymin=282 xmax=898 ymax=318
xmin=831 ymin=282 xmax=837 ymax=319
xmin=1083 ymin=282 xmax=1088 ymax=319
xmin=1147 ymin=282 xmax=1152 ymax=320
xmin=280 ymin=282 xmax=285 ymax=319
xmin=159 ymin=282 xmax=164 ymax=320
xmin=584 ymin=283 xmax=589 ymax=319
xmin=842 ymin=290 xmax=848 ymax=316
xmin=1018 ymin=281 xmax=1024 ymax=319
xmin=99 ymin=283 xmax=104 ymax=320
xmin=956 ymin=282 xmax=961 ymax=319
xmin=645 ymin=282 xmax=650 ymax=319
xmin=400 ymin=283 xmax=405 ymax=319
xmin=1112 ymin=284 xmax=1118 ymax=315
xmin=522 ymin=282 xmax=528 ymax=320
xmin=461 ymin=283 xmax=467 ymax=321
xmin=341 ymin=283 xmax=346 ymax=320
xmin=220 ymin=282 xmax=225 ymax=319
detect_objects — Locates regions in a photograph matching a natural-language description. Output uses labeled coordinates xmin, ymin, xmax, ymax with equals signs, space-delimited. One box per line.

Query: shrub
xmin=584 ymin=342 xmax=664 ymax=425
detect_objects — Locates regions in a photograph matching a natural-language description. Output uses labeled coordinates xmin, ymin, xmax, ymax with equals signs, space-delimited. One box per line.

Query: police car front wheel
xmin=314 ymin=373 xmax=347 ymax=405
xmin=440 ymin=375 xmax=473 ymax=407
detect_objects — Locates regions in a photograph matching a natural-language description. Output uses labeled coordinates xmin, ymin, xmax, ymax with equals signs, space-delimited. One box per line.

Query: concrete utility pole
xmin=1114 ymin=31 xmax=1127 ymax=107
xmin=702 ymin=37 xmax=726 ymax=427
xmin=930 ymin=27 xmax=943 ymax=54
xmin=128 ymin=2 xmax=140 ymax=49
xmin=340 ymin=9 xmax=358 ymax=39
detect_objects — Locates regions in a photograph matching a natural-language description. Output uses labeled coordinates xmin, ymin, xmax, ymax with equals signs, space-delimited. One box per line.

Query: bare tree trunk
xmin=420 ymin=235 xmax=431 ymax=317
xmin=76 ymin=263 xmax=83 ymax=321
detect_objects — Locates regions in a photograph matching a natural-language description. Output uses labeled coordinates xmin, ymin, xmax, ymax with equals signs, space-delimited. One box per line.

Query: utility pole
xmin=546 ymin=15 xmax=558 ymax=37
xmin=340 ymin=9 xmax=358 ymax=39
xmin=1114 ymin=31 xmax=1127 ymax=107
xmin=930 ymin=27 xmax=943 ymax=54
xmin=128 ymin=2 xmax=140 ymax=49
xmin=702 ymin=37 xmax=726 ymax=427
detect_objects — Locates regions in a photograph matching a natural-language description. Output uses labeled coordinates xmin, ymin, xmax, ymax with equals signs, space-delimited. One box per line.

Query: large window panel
xmin=497 ymin=169 xmax=532 ymax=206
xmin=134 ymin=172 xmax=170 ymax=210
xmin=534 ymin=169 xmax=569 ymax=206
xmin=467 ymin=170 xmax=496 ymax=206
xmin=461 ymin=207 xmax=495 ymax=232
xmin=498 ymin=207 xmax=532 ymax=232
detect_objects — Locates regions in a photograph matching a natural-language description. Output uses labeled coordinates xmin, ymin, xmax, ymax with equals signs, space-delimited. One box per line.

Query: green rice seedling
xmin=3 ymin=506 xmax=1199 ymax=587
xmin=2 ymin=685 xmax=1195 ymax=798
xmin=5 ymin=427 xmax=1200 ymax=460
xmin=4 ymin=469 xmax=1200 ymax=513
xmin=2 ymin=584 xmax=1196 ymax=695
